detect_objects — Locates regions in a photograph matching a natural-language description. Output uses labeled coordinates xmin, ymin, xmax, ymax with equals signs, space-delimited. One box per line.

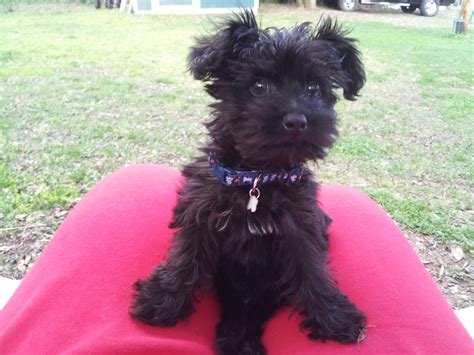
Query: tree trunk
xmin=460 ymin=0 xmax=472 ymax=32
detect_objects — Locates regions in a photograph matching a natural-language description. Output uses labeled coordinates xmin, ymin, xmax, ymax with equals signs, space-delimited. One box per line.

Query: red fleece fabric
xmin=0 ymin=165 xmax=471 ymax=354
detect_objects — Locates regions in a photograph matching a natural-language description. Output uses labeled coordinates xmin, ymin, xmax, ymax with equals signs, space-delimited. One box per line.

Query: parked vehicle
xmin=333 ymin=0 xmax=455 ymax=16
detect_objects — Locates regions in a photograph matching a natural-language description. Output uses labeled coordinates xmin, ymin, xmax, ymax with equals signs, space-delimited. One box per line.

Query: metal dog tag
xmin=247 ymin=195 xmax=259 ymax=213
xmin=247 ymin=176 xmax=261 ymax=213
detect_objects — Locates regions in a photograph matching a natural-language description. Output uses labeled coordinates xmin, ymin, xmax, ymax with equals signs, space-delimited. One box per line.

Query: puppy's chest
xmin=214 ymin=185 xmax=305 ymax=237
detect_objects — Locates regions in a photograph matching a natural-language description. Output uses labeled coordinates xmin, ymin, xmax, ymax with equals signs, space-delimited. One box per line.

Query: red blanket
xmin=0 ymin=165 xmax=471 ymax=354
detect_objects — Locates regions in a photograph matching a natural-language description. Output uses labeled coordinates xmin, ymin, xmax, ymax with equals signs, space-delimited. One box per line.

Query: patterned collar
xmin=208 ymin=154 xmax=305 ymax=187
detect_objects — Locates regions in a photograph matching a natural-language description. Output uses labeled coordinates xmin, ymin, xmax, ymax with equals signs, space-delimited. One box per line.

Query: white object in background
xmin=0 ymin=277 xmax=21 ymax=310
xmin=455 ymin=306 xmax=474 ymax=338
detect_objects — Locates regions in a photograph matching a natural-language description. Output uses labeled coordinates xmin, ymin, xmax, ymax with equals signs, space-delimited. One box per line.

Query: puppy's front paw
xmin=130 ymin=279 xmax=194 ymax=326
xmin=300 ymin=297 xmax=366 ymax=343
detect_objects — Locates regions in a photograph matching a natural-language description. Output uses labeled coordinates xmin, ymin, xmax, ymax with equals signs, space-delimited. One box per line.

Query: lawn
xmin=0 ymin=3 xmax=472 ymax=307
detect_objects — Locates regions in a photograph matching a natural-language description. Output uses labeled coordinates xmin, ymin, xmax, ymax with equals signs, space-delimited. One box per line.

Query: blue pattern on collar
xmin=208 ymin=154 xmax=305 ymax=187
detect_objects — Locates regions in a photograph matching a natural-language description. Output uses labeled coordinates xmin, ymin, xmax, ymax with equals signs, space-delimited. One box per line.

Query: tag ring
xmin=249 ymin=187 xmax=260 ymax=198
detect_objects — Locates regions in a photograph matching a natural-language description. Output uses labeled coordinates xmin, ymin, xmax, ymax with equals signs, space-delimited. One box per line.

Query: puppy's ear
xmin=188 ymin=10 xmax=259 ymax=81
xmin=314 ymin=18 xmax=365 ymax=100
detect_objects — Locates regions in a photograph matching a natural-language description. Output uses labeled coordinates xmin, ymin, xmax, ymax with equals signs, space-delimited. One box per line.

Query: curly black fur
xmin=131 ymin=10 xmax=366 ymax=354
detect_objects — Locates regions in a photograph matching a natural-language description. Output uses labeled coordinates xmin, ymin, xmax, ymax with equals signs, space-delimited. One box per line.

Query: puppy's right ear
xmin=188 ymin=10 xmax=259 ymax=81
xmin=187 ymin=30 xmax=229 ymax=81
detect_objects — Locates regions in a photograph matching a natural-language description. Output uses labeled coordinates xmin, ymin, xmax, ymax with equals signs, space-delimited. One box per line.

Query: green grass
xmin=0 ymin=5 xmax=473 ymax=254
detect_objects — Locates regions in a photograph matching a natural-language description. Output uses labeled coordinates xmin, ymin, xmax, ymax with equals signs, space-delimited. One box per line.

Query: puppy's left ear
xmin=314 ymin=18 xmax=365 ymax=100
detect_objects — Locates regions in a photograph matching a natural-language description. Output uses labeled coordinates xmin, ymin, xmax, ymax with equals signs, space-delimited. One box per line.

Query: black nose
xmin=283 ymin=113 xmax=307 ymax=132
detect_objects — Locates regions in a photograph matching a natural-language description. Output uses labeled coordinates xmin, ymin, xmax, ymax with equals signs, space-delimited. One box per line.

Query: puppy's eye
xmin=250 ymin=79 xmax=269 ymax=96
xmin=307 ymin=83 xmax=321 ymax=98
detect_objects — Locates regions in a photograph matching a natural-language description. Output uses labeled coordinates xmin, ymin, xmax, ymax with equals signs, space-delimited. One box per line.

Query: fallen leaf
xmin=438 ymin=264 xmax=445 ymax=280
xmin=15 ymin=214 xmax=27 ymax=221
xmin=450 ymin=245 xmax=464 ymax=261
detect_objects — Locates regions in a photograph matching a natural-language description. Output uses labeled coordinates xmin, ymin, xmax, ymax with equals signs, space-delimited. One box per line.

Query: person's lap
xmin=0 ymin=164 xmax=471 ymax=354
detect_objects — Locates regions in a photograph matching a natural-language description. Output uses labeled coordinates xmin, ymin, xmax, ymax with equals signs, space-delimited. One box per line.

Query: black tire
xmin=401 ymin=4 xmax=417 ymax=12
xmin=419 ymin=0 xmax=439 ymax=16
xmin=337 ymin=0 xmax=359 ymax=12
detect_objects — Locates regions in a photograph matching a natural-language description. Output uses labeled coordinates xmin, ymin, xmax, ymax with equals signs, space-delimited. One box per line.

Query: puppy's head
xmin=189 ymin=10 xmax=365 ymax=169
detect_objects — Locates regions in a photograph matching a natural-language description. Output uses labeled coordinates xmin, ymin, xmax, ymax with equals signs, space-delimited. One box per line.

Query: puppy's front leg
xmin=280 ymin=228 xmax=366 ymax=343
xmin=298 ymin=276 xmax=366 ymax=343
xmin=130 ymin=225 xmax=218 ymax=326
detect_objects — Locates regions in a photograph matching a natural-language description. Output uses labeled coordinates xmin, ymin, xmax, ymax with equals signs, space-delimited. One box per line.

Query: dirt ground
xmin=405 ymin=229 xmax=472 ymax=309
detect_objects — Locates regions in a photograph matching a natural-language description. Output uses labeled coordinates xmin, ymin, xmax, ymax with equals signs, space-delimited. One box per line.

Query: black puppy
xmin=131 ymin=10 xmax=366 ymax=354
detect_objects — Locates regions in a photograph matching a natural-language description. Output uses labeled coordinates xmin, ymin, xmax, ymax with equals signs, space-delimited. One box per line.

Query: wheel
xmin=401 ymin=4 xmax=417 ymax=12
xmin=419 ymin=0 xmax=439 ymax=16
xmin=338 ymin=0 xmax=359 ymax=12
